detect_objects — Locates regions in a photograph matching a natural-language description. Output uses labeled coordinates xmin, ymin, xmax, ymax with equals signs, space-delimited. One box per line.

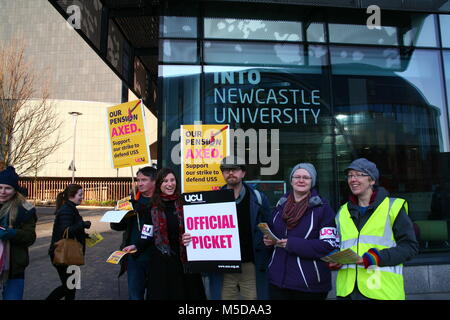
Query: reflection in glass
xmin=160 ymin=16 xmax=197 ymax=38
xmin=403 ymin=14 xmax=438 ymax=47
xmin=306 ymin=23 xmax=325 ymax=43
xmin=203 ymin=65 xmax=334 ymax=206
xmin=329 ymin=23 xmax=398 ymax=45
xmin=204 ymin=41 xmax=304 ymax=66
xmin=332 ymin=48 xmax=450 ymax=252
xmin=442 ymin=51 xmax=450 ymax=129
xmin=395 ymin=50 xmax=449 ymax=152
xmin=159 ymin=65 xmax=201 ymax=168
xmin=330 ymin=46 xmax=401 ymax=72
xmin=204 ymin=18 xmax=302 ymax=41
xmin=160 ymin=40 xmax=197 ymax=63
xmin=439 ymin=14 xmax=450 ymax=48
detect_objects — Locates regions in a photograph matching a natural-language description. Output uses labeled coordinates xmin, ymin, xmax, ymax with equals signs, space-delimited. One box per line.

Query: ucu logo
xmin=184 ymin=194 xmax=204 ymax=203
xmin=319 ymin=227 xmax=338 ymax=240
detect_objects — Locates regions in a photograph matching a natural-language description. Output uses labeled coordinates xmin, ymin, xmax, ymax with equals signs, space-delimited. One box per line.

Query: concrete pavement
xmin=24 ymin=206 xmax=129 ymax=300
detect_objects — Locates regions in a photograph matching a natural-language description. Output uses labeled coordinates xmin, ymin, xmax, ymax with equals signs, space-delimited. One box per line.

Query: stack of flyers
xmin=257 ymin=223 xmax=280 ymax=242
xmin=320 ymin=248 xmax=361 ymax=264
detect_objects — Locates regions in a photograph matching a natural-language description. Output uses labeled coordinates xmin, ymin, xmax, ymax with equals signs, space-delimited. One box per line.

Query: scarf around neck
xmin=151 ymin=194 xmax=187 ymax=264
xmin=282 ymin=191 xmax=311 ymax=230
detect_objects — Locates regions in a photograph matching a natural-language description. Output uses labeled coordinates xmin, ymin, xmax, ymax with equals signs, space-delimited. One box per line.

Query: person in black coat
xmin=47 ymin=184 xmax=91 ymax=300
xmin=123 ymin=168 xmax=206 ymax=300
xmin=110 ymin=166 xmax=157 ymax=300
xmin=0 ymin=166 xmax=37 ymax=300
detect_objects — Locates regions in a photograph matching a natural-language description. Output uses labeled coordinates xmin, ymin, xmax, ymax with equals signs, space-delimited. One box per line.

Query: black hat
xmin=0 ymin=166 xmax=20 ymax=190
xmin=220 ymin=156 xmax=247 ymax=172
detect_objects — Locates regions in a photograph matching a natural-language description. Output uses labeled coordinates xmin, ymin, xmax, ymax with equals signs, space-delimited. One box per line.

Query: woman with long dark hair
xmin=0 ymin=166 xmax=37 ymax=300
xmin=47 ymin=184 xmax=91 ymax=300
xmin=123 ymin=168 xmax=206 ymax=300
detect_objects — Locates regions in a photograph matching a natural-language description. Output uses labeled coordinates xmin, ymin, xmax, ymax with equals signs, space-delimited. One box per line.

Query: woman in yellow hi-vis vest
xmin=331 ymin=158 xmax=418 ymax=300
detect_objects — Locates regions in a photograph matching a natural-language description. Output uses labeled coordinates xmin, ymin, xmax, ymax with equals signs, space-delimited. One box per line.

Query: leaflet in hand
xmin=321 ymin=248 xmax=361 ymax=264
xmin=257 ymin=223 xmax=280 ymax=242
xmin=106 ymin=249 xmax=137 ymax=264
xmin=86 ymin=232 xmax=104 ymax=248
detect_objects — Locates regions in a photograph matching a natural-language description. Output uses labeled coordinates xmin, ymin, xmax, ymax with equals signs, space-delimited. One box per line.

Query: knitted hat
xmin=0 ymin=166 xmax=20 ymax=190
xmin=290 ymin=163 xmax=317 ymax=187
xmin=345 ymin=158 xmax=379 ymax=182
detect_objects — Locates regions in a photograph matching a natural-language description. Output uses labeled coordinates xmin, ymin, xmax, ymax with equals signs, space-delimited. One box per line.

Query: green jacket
xmin=2 ymin=202 xmax=37 ymax=279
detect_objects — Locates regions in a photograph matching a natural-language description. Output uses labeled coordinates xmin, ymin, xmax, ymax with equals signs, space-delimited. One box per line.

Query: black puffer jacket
xmin=1 ymin=202 xmax=37 ymax=279
xmin=48 ymin=200 xmax=89 ymax=258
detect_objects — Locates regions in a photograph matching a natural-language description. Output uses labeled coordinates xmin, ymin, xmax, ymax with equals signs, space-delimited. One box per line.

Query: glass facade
xmin=158 ymin=5 xmax=450 ymax=256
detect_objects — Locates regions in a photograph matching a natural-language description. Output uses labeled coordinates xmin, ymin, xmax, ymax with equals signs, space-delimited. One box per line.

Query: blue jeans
xmin=127 ymin=257 xmax=150 ymax=300
xmin=2 ymin=279 xmax=25 ymax=300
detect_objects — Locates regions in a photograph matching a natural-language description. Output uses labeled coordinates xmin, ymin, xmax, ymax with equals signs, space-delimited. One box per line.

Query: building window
xmin=158 ymin=8 xmax=450 ymax=255
xmin=203 ymin=63 xmax=336 ymax=207
xmin=204 ymin=41 xmax=304 ymax=66
xmin=160 ymin=16 xmax=197 ymax=38
xmin=333 ymin=48 xmax=450 ymax=253
xmin=204 ymin=18 xmax=302 ymax=42
xmin=329 ymin=23 xmax=399 ymax=46
xmin=403 ymin=14 xmax=439 ymax=48
xmin=160 ymin=40 xmax=198 ymax=63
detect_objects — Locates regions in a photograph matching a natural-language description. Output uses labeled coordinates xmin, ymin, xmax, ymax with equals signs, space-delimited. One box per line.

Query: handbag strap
xmin=63 ymin=228 xmax=69 ymax=239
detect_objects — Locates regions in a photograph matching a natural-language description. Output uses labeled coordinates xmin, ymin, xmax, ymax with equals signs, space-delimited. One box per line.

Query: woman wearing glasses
xmin=332 ymin=158 xmax=418 ymax=300
xmin=263 ymin=163 xmax=339 ymax=300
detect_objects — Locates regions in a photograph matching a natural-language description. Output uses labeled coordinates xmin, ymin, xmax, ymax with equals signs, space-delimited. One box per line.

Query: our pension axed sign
xmin=107 ymin=100 xmax=150 ymax=168
xmin=180 ymin=124 xmax=230 ymax=193
xmin=183 ymin=190 xmax=241 ymax=273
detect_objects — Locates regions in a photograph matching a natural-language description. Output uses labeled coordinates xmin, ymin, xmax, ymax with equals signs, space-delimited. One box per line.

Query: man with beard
xmin=207 ymin=156 xmax=271 ymax=300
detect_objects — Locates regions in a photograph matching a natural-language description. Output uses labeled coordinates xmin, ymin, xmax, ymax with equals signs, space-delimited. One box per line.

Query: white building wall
xmin=37 ymin=99 xmax=157 ymax=178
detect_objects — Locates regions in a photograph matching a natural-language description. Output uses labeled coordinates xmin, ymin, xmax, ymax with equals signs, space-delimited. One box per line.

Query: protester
xmin=47 ymin=184 xmax=91 ymax=300
xmin=123 ymin=168 xmax=206 ymax=300
xmin=332 ymin=158 xmax=418 ymax=300
xmin=189 ymin=155 xmax=271 ymax=300
xmin=110 ymin=166 xmax=157 ymax=300
xmin=0 ymin=166 xmax=37 ymax=300
xmin=264 ymin=163 xmax=338 ymax=300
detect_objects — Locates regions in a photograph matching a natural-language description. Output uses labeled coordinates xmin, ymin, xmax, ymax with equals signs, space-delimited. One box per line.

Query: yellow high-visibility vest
xmin=335 ymin=197 xmax=408 ymax=300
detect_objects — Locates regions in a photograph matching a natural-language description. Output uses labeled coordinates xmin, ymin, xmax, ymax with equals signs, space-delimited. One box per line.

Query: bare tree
xmin=0 ymin=40 xmax=63 ymax=175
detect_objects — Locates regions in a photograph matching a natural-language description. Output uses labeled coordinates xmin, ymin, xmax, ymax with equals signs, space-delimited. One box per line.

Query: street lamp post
xmin=69 ymin=111 xmax=82 ymax=183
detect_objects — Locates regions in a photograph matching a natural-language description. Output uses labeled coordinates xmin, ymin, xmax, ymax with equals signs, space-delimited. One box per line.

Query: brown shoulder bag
xmin=52 ymin=228 xmax=85 ymax=266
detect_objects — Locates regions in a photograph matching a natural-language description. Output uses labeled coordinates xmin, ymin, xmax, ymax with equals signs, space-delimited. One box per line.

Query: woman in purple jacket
xmin=264 ymin=163 xmax=339 ymax=300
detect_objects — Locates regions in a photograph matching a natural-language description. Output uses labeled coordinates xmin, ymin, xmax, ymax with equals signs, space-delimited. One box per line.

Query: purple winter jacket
xmin=267 ymin=189 xmax=339 ymax=293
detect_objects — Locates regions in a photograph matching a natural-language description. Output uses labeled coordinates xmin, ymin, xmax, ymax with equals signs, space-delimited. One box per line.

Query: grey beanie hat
xmin=290 ymin=163 xmax=317 ymax=187
xmin=345 ymin=158 xmax=379 ymax=182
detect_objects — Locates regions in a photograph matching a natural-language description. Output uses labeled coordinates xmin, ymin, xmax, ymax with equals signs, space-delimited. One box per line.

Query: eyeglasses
xmin=292 ymin=176 xmax=312 ymax=181
xmin=346 ymin=173 xmax=370 ymax=180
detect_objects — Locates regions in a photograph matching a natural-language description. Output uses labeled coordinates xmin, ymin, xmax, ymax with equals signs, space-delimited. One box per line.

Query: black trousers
xmin=269 ymin=284 xmax=328 ymax=300
xmin=46 ymin=257 xmax=76 ymax=300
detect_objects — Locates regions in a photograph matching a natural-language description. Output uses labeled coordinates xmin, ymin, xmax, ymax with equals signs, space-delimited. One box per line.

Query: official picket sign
xmin=183 ymin=190 xmax=241 ymax=273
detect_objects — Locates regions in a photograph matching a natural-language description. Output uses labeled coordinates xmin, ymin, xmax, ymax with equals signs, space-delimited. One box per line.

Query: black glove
xmin=84 ymin=221 xmax=91 ymax=229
